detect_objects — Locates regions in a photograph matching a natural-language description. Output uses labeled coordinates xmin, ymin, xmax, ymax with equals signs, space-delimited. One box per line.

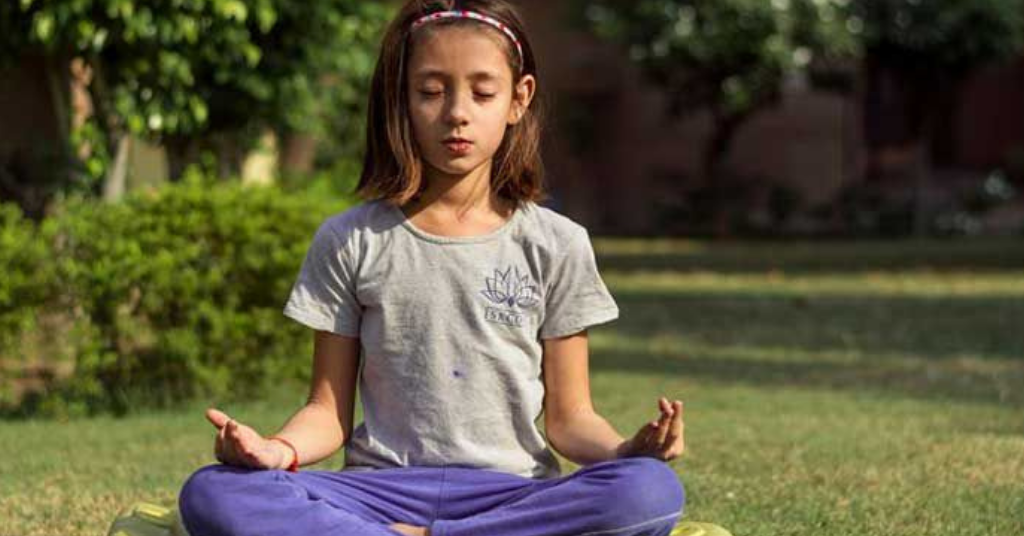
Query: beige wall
xmin=519 ymin=2 xmax=863 ymax=234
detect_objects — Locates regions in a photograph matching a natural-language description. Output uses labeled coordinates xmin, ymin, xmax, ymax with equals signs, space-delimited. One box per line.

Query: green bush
xmin=4 ymin=175 xmax=354 ymax=419
xmin=0 ymin=203 xmax=57 ymax=408
xmin=0 ymin=203 xmax=47 ymax=349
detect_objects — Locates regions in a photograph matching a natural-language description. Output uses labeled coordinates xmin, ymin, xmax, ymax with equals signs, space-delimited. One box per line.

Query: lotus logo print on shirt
xmin=480 ymin=266 xmax=540 ymax=327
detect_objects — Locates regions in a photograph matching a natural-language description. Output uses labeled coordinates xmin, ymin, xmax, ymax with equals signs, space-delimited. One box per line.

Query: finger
xmin=659 ymin=397 xmax=673 ymax=425
xmin=675 ymin=399 xmax=684 ymax=455
xmin=659 ymin=397 xmax=671 ymax=415
xmin=671 ymin=401 xmax=684 ymax=437
xmin=671 ymin=400 xmax=685 ymax=456
xmin=660 ymin=424 xmax=680 ymax=451
xmin=227 ymin=420 xmax=246 ymax=453
xmin=655 ymin=431 xmax=678 ymax=459
xmin=233 ymin=427 xmax=250 ymax=455
xmin=228 ymin=418 xmax=248 ymax=442
xmin=224 ymin=422 xmax=247 ymax=463
xmin=216 ymin=423 xmax=228 ymax=462
xmin=655 ymin=400 xmax=672 ymax=446
xmin=214 ymin=432 xmax=223 ymax=461
xmin=206 ymin=408 xmax=230 ymax=428
xmin=229 ymin=421 xmax=261 ymax=466
xmin=654 ymin=422 xmax=670 ymax=448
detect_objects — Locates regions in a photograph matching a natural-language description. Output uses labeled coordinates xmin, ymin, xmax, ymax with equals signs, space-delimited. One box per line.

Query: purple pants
xmin=177 ymin=457 xmax=685 ymax=536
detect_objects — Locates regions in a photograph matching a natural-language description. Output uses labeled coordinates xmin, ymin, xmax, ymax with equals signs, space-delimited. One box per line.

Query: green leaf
xmin=31 ymin=12 xmax=54 ymax=43
xmin=216 ymin=0 xmax=248 ymax=22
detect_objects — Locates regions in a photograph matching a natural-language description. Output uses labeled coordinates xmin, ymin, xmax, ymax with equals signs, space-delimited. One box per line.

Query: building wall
xmin=957 ymin=56 xmax=1024 ymax=169
xmin=517 ymin=2 xmax=861 ymax=233
xmin=520 ymin=2 xmax=1023 ymax=234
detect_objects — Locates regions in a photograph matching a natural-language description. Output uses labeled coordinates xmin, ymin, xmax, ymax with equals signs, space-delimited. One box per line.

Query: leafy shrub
xmin=933 ymin=171 xmax=1018 ymax=237
xmin=0 ymin=203 xmax=58 ymax=408
xmin=4 ymin=175 xmax=354 ymax=419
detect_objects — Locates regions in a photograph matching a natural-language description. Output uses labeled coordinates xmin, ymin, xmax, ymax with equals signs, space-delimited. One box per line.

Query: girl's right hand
xmin=205 ymin=408 xmax=290 ymax=470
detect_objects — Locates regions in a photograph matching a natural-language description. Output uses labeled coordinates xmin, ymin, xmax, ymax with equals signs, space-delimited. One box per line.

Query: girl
xmin=178 ymin=2 xmax=686 ymax=535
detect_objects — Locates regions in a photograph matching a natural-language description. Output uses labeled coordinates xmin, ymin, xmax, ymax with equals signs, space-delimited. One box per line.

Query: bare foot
xmin=389 ymin=522 xmax=430 ymax=536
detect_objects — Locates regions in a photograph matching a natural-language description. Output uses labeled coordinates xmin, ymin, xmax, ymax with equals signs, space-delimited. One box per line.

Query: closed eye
xmin=418 ymin=91 xmax=497 ymax=100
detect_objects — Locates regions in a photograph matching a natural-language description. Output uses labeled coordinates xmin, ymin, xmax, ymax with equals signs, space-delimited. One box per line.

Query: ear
xmin=508 ymin=74 xmax=536 ymax=125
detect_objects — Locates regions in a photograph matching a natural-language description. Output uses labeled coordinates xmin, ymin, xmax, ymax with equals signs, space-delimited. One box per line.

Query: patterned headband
xmin=409 ymin=10 xmax=524 ymax=73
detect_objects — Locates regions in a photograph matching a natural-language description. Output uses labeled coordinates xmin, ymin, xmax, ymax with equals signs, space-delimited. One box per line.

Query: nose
xmin=444 ymin=88 xmax=471 ymax=126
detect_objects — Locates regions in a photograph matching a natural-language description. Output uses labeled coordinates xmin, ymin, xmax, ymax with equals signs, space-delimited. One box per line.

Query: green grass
xmin=3 ymin=238 xmax=1023 ymax=536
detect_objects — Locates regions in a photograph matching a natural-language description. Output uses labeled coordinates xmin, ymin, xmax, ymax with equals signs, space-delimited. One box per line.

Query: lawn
xmin=2 ymin=239 xmax=1022 ymax=536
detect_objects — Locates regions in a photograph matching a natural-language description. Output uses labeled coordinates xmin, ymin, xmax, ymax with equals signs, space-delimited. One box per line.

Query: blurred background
xmin=2 ymin=0 xmax=1024 ymax=236
xmin=1 ymin=2 xmax=1022 ymax=535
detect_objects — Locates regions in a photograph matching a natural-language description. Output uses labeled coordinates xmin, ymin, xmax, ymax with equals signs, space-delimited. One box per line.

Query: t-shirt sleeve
xmin=538 ymin=226 xmax=619 ymax=339
xmin=282 ymin=220 xmax=362 ymax=337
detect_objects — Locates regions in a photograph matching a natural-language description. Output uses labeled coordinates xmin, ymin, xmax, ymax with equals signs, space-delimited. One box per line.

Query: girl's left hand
xmin=617 ymin=397 xmax=684 ymax=461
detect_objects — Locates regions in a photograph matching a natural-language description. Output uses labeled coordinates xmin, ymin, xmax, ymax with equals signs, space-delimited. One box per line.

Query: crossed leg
xmin=177 ymin=457 xmax=684 ymax=536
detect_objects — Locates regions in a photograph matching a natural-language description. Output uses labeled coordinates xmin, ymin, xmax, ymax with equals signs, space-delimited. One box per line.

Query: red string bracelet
xmin=268 ymin=436 xmax=299 ymax=472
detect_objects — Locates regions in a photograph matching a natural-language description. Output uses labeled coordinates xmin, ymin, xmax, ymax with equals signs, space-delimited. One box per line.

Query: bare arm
xmin=270 ymin=329 xmax=361 ymax=468
xmin=541 ymin=330 xmax=687 ymax=467
xmin=541 ymin=330 xmax=630 ymax=466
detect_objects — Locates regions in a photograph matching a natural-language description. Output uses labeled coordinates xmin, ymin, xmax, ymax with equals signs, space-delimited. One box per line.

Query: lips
xmin=443 ymin=137 xmax=473 ymax=155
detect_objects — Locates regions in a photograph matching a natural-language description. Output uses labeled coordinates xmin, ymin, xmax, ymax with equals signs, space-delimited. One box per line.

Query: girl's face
xmin=407 ymin=25 xmax=535 ymax=183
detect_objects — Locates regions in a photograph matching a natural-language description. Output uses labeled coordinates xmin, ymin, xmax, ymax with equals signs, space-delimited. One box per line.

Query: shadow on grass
xmin=589 ymin=292 xmax=1024 ymax=408
xmin=594 ymin=239 xmax=1024 ymax=274
xmin=590 ymin=345 xmax=1023 ymax=409
xmin=612 ymin=292 xmax=1023 ymax=362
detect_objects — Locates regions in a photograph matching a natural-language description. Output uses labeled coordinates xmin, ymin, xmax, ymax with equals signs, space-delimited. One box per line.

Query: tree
xmin=572 ymin=0 xmax=855 ymax=185
xmin=0 ymin=0 xmax=389 ymax=208
xmin=852 ymin=0 xmax=1024 ymax=167
xmin=850 ymin=0 xmax=1024 ymax=233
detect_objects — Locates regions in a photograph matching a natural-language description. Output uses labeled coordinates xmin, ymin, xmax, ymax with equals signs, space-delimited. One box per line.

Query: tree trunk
xmin=700 ymin=109 xmax=741 ymax=188
xmin=44 ymin=53 xmax=72 ymax=153
xmin=911 ymin=76 xmax=957 ymax=237
xmin=39 ymin=52 xmax=73 ymax=217
xmin=85 ymin=56 xmax=125 ymax=198
xmin=212 ymin=133 xmax=247 ymax=180
xmin=862 ymin=55 xmax=919 ymax=184
xmin=910 ymin=136 xmax=932 ymax=237
xmin=102 ymin=135 xmax=132 ymax=202
xmin=699 ymin=108 xmax=746 ymax=238
xmin=928 ymin=82 xmax=960 ymax=168
xmin=280 ymin=131 xmax=318 ymax=176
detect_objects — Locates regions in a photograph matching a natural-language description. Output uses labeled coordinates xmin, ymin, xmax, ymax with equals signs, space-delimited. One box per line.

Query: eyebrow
xmin=412 ymin=69 xmax=503 ymax=82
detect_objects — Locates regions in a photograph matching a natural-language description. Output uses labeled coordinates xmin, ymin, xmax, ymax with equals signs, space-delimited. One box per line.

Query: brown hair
xmin=355 ymin=0 xmax=547 ymax=207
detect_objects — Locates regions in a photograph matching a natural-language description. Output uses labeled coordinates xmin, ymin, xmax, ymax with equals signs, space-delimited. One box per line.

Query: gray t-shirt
xmin=282 ymin=198 xmax=619 ymax=479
